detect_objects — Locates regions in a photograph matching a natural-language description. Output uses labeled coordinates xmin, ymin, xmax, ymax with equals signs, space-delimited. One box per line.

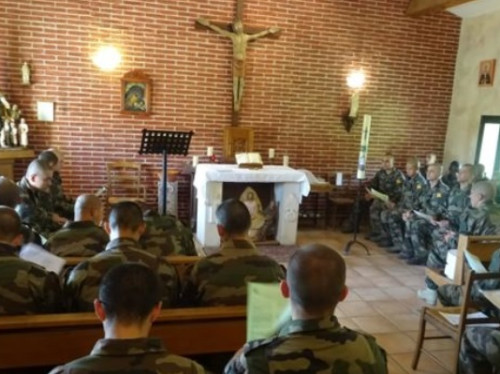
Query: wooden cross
xmin=196 ymin=0 xmax=280 ymax=125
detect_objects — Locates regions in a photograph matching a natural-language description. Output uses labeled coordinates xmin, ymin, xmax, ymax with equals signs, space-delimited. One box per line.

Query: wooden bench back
xmin=454 ymin=235 xmax=500 ymax=284
xmin=0 ymin=305 xmax=246 ymax=369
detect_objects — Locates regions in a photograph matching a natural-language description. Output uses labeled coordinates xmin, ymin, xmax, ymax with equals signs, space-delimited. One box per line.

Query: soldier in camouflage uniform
xmin=140 ymin=210 xmax=197 ymax=256
xmin=50 ymin=263 xmax=205 ymax=374
xmin=459 ymin=327 xmax=500 ymax=374
xmin=0 ymin=206 xmax=62 ymax=315
xmin=417 ymin=181 xmax=499 ymax=305
xmin=65 ymin=201 xmax=179 ymax=312
xmin=380 ymin=157 xmax=427 ymax=251
xmin=16 ymin=159 xmax=66 ymax=238
xmin=183 ymin=199 xmax=284 ymax=306
xmin=0 ymin=176 xmax=42 ymax=245
xmin=38 ymin=149 xmax=74 ymax=220
xmin=224 ymin=244 xmax=387 ymax=374
xmin=46 ymin=194 xmax=109 ymax=257
xmin=399 ymin=163 xmax=450 ymax=265
xmin=366 ymin=154 xmax=405 ymax=242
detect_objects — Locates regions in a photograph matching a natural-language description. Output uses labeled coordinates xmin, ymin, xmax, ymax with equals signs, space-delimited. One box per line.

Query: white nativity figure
xmin=10 ymin=122 xmax=18 ymax=146
xmin=0 ymin=125 xmax=5 ymax=148
xmin=19 ymin=118 xmax=29 ymax=147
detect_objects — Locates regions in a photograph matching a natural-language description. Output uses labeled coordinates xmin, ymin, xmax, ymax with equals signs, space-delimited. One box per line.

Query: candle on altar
xmin=207 ymin=147 xmax=214 ymax=157
xmin=268 ymin=148 xmax=275 ymax=159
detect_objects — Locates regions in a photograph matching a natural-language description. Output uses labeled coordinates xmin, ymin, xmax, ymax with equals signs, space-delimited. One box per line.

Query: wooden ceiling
xmin=406 ymin=0 xmax=477 ymax=16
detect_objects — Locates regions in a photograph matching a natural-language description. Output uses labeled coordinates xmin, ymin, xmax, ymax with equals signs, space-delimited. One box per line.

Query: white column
xmin=274 ymin=182 xmax=301 ymax=245
xmin=196 ymin=181 xmax=223 ymax=247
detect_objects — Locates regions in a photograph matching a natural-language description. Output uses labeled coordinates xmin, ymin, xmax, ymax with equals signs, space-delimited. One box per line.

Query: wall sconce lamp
xmin=92 ymin=45 xmax=122 ymax=71
xmin=342 ymin=70 xmax=366 ymax=132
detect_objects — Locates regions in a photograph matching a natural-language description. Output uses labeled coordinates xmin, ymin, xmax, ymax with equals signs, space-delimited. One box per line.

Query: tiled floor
xmin=296 ymin=228 xmax=454 ymax=374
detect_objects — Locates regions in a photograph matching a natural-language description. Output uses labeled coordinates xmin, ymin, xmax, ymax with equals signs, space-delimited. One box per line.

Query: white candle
xmin=192 ymin=155 xmax=199 ymax=167
xmin=207 ymin=146 xmax=214 ymax=157
xmin=283 ymin=155 xmax=289 ymax=167
xmin=336 ymin=172 xmax=343 ymax=186
xmin=268 ymin=148 xmax=275 ymax=159
xmin=356 ymin=114 xmax=372 ymax=179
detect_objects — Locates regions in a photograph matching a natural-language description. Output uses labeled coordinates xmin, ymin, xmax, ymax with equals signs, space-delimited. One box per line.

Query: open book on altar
xmin=235 ymin=152 xmax=263 ymax=169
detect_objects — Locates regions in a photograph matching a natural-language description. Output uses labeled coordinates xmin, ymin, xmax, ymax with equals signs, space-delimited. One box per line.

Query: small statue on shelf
xmin=21 ymin=62 xmax=31 ymax=85
xmin=10 ymin=121 xmax=18 ymax=146
xmin=0 ymin=124 xmax=6 ymax=148
xmin=19 ymin=118 xmax=29 ymax=147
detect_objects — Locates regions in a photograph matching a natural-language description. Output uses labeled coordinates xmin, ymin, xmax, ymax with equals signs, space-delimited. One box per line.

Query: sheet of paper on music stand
xmin=19 ymin=243 xmax=66 ymax=274
xmin=413 ymin=210 xmax=434 ymax=223
xmin=247 ymin=282 xmax=290 ymax=341
xmin=464 ymin=250 xmax=488 ymax=273
xmin=480 ymin=290 xmax=500 ymax=309
xmin=369 ymin=188 xmax=389 ymax=202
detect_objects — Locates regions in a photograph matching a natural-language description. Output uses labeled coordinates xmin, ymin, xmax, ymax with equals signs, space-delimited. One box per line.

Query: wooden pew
xmin=0 ymin=305 xmax=246 ymax=369
xmin=426 ymin=235 xmax=500 ymax=287
xmin=62 ymin=255 xmax=200 ymax=282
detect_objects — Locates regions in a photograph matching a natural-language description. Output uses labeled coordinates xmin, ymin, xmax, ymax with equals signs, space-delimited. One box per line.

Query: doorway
xmin=475 ymin=115 xmax=500 ymax=179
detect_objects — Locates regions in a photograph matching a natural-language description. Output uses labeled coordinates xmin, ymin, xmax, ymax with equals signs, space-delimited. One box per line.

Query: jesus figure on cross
xmin=197 ymin=17 xmax=280 ymax=112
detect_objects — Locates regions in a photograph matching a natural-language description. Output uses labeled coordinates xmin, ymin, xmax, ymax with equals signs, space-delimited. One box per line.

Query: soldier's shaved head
xmin=0 ymin=177 xmax=21 ymax=208
xmin=0 ymin=206 xmax=22 ymax=242
xmin=97 ymin=263 xmax=161 ymax=325
xmin=287 ymin=244 xmax=346 ymax=314
xmin=216 ymin=199 xmax=251 ymax=235
xmin=25 ymin=159 xmax=53 ymax=192
xmin=75 ymin=194 xmax=103 ymax=223
xmin=37 ymin=150 xmax=59 ymax=168
xmin=108 ymin=201 xmax=144 ymax=232
xmin=471 ymin=181 xmax=495 ymax=202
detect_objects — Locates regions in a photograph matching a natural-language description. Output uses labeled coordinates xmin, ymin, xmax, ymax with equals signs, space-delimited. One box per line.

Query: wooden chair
xmin=412 ymin=271 xmax=500 ymax=374
xmin=326 ymin=172 xmax=354 ymax=228
xmin=106 ymin=161 xmax=146 ymax=206
xmin=426 ymin=235 xmax=500 ymax=287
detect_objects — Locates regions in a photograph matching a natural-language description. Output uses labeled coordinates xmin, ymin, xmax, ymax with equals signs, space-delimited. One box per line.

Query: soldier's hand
xmin=386 ymin=201 xmax=396 ymax=209
xmin=436 ymin=220 xmax=449 ymax=228
xmin=197 ymin=17 xmax=210 ymax=26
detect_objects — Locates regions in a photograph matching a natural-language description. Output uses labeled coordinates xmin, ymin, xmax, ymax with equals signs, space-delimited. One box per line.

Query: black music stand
xmin=139 ymin=129 xmax=194 ymax=216
xmin=343 ymin=179 xmax=370 ymax=256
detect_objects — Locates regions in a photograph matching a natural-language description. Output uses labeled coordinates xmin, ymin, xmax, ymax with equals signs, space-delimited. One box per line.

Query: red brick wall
xmin=1 ymin=0 xmax=461 ymax=222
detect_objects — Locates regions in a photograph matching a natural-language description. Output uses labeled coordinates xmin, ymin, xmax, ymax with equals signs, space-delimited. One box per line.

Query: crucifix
xmin=196 ymin=0 xmax=281 ymax=125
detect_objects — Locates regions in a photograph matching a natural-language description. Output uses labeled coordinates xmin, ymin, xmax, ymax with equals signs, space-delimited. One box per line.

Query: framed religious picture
xmin=121 ymin=70 xmax=151 ymax=114
xmin=478 ymin=59 xmax=496 ymax=87
xmin=223 ymin=127 xmax=254 ymax=161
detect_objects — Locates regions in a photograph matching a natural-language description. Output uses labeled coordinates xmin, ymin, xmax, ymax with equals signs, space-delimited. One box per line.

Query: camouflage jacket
xmin=224 ymin=315 xmax=388 ymax=374
xmin=0 ymin=242 xmax=62 ymax=315
xmin=398 ymin=172 xmax=427 ymax=210
xmin=16 ymin=177 xmax=60 ymax=238
xmin=369 ymin=168 xmax=405 ymax=202
xmin=45 ymin=221 xmax=109 ymax=257
xmin=444 ymin=184 xmax=471 ymax=229
xmin=49 ymin=337 xmax=206 ymax=374
xmin=140 ymin=213 xmax=196 ymax=257
xmin=182 ymin=239 xmax=285 ymax=306
xmin=417 ymin=180 xmax=450 ymax=218
xmin=50 ymin=171 xmax=74 ymax=219
xmin=65 ymin=238 xmax=179 ymax=312
xmin=457 ymin=201 xmax=498 ymax=236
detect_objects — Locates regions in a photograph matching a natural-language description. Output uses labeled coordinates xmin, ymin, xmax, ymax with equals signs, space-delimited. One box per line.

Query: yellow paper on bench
xmin=247 ymin=282 xmax=290 ymax=342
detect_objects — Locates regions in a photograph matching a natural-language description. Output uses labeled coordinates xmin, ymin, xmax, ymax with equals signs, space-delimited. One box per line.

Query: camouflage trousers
xmin=400 ymin=218 xmax=433 ymax=260
xmin=437 ymin=284 xmax=463 ymax=305
xmin=425 ymin=229 xmax=454 ymax=289
xmin=381 ymin=208 xmax=405 ymax=246
xmin=459 ymin=327 xmax=500 ymax=374
xmin=369 ymin=200 xmax=386 ymax=236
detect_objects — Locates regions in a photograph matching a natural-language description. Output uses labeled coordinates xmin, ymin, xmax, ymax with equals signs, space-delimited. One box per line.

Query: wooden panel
xmin=0 ymin=306 xmax=246 ymax=369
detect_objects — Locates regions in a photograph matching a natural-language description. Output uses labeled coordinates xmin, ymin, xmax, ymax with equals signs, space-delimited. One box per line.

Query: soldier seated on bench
xmin=50 ymin=263 xmax=205 ymax=374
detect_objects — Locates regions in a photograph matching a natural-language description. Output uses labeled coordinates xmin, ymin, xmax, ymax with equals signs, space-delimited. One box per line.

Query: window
xmin=475 ymin=116 xmax=500 ymax=179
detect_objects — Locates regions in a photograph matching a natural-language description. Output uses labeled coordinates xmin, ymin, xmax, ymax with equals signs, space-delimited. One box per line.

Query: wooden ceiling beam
xmin=406 ymin=0 xmax=477 ymax=17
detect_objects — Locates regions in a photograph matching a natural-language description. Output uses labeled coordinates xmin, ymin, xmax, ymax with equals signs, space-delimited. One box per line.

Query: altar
xmin=193 ymin=164 xmax=310 ymax=247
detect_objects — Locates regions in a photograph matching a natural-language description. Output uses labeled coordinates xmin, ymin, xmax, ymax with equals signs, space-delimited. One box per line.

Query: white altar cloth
xmin=194 ymin=164 xmax=310 ymax=247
